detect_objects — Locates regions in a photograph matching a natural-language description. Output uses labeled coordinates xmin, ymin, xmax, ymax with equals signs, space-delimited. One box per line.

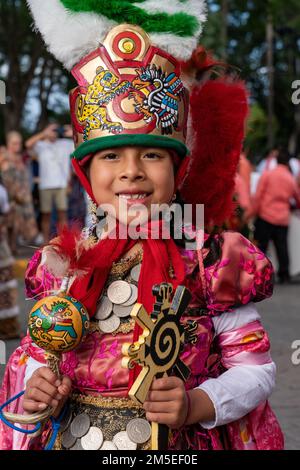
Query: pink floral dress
xmin=0 ymin=231 xmax=284 ymax=450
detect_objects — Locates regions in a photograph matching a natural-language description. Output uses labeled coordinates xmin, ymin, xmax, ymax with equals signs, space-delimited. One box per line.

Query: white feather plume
xmin=27 ymin=0 xmax=207 ymax=70
xmin=27 ymin=0 xmax=116 ymax=70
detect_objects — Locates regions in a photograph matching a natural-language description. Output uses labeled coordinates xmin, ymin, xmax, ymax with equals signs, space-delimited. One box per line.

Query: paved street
xmin=258 ymin=282 xmax=300 ymax=450
xmin=0 ymin=259 xmax=299 ymax=450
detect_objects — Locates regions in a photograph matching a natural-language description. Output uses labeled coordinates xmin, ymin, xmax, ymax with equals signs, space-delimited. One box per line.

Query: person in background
xmin=257 ymin=147 xmax=300 ymax=178
xmin=239 ymin=151 xmax=253 ymax=198
xmin=67 ymin=165 xmax=87 ymax=229
xmin=26 ymin=124 xmax=73 ymax=243
xmin=256 ymin=148 xmax=279 ymax=174
xmin=228 ymin=153 xmax=253 ymax=237
xmin=0 ymin=131 xmax=39 ymax=254
xmin=30 ymin=153 xmax=42 ymax=232
xmin=253 ymin=148 xmax=300 ymax=283
xmin=0 ymin=146 xmax=6 ymax=166
xmin=0 ymin=176 xmax=20 ymax=340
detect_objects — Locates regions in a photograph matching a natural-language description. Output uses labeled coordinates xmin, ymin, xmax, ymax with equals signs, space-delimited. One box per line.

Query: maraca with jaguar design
xmin=0 ymin=230 xmax=92 ymax=432
xmin=0 ymin=285 xmax=90 ymax=431
xmin=28 ymin=293 xmax=89 ymax=376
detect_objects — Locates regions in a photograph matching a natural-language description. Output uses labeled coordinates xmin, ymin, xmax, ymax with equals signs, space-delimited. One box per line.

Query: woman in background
xmin=0 ymin=174 xmax=20 ymax=340
xmin=0 ymin=131 xmax=39 ymax=254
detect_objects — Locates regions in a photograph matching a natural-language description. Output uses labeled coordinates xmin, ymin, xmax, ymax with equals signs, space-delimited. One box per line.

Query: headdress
xmin=27 ymin=0 xmax=206 ymax=158
xmin=27 ymin=0 xmax=248 ymax=226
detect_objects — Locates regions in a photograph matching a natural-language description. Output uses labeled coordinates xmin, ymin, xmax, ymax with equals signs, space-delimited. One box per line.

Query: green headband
xmin=71 ymin=134 xmax=189 ymax=161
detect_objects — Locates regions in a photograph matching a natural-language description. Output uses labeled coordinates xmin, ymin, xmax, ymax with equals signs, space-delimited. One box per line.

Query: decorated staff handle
xmin=122 ymin=283 xmax=197 ymax=450
xmin=0 ymin=288 xmax=89 ymax=434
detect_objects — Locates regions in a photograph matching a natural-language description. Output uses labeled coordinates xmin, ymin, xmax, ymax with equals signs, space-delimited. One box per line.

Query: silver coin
xmin=126 ymin=418 xmax=152 ymax=444
xmin=98 ymin=314 xmax=120 ymax=333
xmin=70 ymin=413 xmax=91 ymax=438
xmin=59 ymin=407 xmax=73 ymax=433
xmin=61 ymin=428 xmax=77 ymax=449
xmin=122 ymin=284 xmax=138 ymax=307
xmin=113 ymin=303 xmax=133 ymax=318
xmin=107 ymin=281 xmax=131 ymax=304
xmin=130 ymin=264 xmax=141 ymax=282
xmin=100 ymin=440 xmax=118 ymax=450
xmin=112 ymin=431 xmax=137 ymax=450
xmin=81 ymin=427 xmax=103 ymax=450
xmin=95 ymin=295 xmax=113 ymax=320
xmin=69 ymin=439 xmax=83 ymax=451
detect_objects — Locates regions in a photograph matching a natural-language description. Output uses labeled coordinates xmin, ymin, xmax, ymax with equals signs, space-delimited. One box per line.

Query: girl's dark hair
xmin=170 ymin=192 xmax=188 ymax=247
xmin=171 ymin=193 xmax=222 ymax=268
xmin=203 ymin=234 xmax=222 ymax=268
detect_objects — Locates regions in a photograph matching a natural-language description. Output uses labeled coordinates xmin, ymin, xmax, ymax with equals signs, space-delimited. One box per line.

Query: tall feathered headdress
xmin=27 ymin=0 xmax=248 ymax=226
xmin=27 ymin=0 xmax=207 ymax=159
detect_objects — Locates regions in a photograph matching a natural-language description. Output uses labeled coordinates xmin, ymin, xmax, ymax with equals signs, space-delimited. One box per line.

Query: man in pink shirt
xmin=253 ymin=149 xmax=300 ymax=283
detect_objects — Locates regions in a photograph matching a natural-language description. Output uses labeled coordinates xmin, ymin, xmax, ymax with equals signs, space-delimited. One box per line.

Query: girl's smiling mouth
xmin=116 ymin=191 xmax=152 ymax=203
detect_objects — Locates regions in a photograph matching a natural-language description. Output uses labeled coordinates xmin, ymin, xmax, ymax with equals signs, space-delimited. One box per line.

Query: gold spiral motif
xmin=151 ymin=320 xmax=181 ymax=372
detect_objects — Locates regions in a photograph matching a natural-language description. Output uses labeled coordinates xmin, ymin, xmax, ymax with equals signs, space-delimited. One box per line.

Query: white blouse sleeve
xmin=24 ymin=357 xmax=45 ymax=386
xmin=196 ymin=303 xmax=276 ymax=429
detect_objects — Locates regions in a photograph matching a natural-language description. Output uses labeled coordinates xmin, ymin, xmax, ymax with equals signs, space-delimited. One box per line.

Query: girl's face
xmin=89 ymin=146 xmax=175 ymax=226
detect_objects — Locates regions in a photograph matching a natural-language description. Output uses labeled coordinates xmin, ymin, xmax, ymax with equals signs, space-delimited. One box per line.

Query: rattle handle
xmin=46 ymin=353 xmax=61 ymax=380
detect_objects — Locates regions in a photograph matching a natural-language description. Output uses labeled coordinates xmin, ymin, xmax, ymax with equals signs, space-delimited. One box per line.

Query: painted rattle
xmin=1 ymin=283 xmax=89 ymax=432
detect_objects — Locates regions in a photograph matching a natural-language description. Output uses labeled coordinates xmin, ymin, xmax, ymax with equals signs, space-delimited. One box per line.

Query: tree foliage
xmin=202 ymin=0 xmax=300 ymax=161
xmin=0 ymin=0 xmax=73 ymax=142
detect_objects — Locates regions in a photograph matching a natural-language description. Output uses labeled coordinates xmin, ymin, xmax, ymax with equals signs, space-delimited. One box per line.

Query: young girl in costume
xmin=0 ymin=0 xmax=284 ymax=450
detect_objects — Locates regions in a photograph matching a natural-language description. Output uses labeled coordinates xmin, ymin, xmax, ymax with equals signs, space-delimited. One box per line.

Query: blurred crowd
xmin=1 ymin=127 xmax=300 ymax=340
xmin=0 ymin=124 xmax=87 ymax=339
xmin=232 ymin=148 xmax=300 ymax=284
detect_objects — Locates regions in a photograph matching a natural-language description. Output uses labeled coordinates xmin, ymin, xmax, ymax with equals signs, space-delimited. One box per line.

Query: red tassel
xmin=181 ymin=79 xmax=249 ymax=226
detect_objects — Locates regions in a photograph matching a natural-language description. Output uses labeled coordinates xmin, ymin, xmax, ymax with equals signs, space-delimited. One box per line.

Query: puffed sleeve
xmin=196 ymin=304 xmax=284 ymax=449
xmin=204 ymin=231 xmax=274 ymax=315
xmin=25 ymin=247 xmax=64 ymax=300
xmin=0 ymin=247 xmax=68 ymax=449
xmin=0 ymin=336 xmax=47 ymax=450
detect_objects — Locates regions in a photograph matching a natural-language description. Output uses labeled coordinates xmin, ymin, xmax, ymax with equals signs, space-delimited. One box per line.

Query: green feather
xmin=61 ymin=0 xmax=199 ymax=37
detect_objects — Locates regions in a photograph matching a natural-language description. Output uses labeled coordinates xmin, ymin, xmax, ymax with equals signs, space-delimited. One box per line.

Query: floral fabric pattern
xmin=0 ymin=231 xmax=283 ymax=450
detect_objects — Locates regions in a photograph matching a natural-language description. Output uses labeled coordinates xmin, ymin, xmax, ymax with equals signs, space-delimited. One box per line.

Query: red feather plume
xmin=181 ymin=45 xmax=226 ymax=77
xmin=181 ymin=78 xmax=249 ymax=227
xmin=50 ymin=225 xmax=100 ymax=277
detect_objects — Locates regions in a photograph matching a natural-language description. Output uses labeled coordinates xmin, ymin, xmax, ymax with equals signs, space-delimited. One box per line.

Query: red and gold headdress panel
xmin=70 ymin=24 xmax=189 ymax=159
xmin=27 ymin=0 xmax=207 ymax=160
